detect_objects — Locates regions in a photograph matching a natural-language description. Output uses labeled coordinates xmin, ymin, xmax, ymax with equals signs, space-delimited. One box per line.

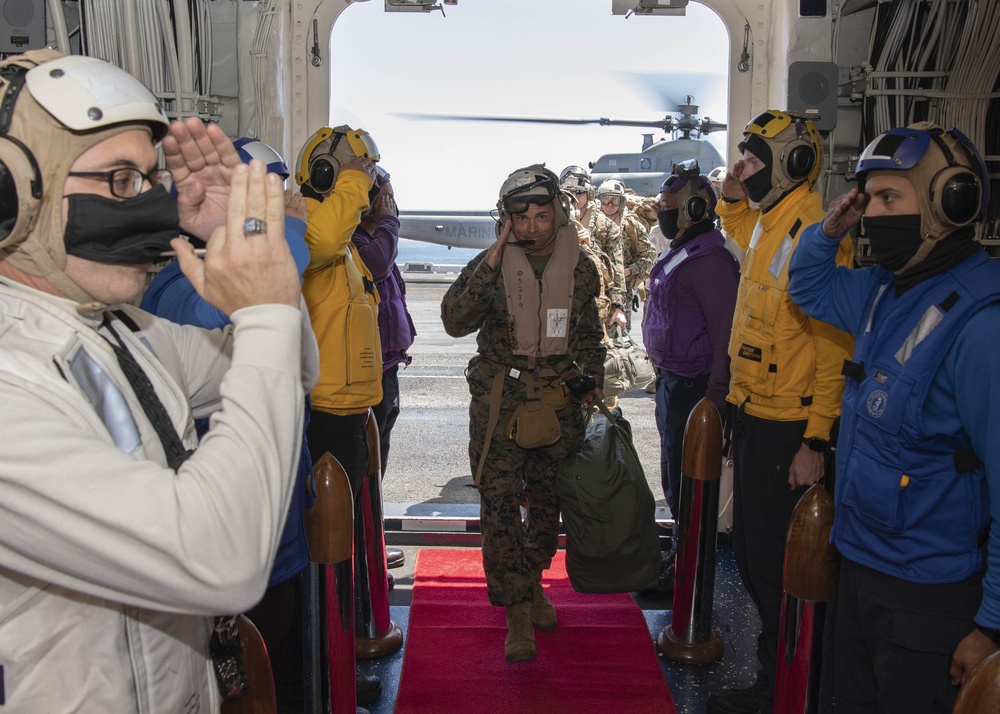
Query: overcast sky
xmin=328 ymin=0 xmax=729 ymax=211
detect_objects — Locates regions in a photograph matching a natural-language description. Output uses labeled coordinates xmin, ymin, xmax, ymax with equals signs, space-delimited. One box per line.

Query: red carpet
xmin=394 ymin=548 xmax=677 ymax=714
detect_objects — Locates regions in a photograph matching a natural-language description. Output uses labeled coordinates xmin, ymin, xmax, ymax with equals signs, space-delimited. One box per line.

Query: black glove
xmin=565 ymin=374 xmax=596 ymax=399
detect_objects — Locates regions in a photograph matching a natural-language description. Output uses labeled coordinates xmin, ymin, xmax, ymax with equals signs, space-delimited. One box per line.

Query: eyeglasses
xmin=600 ymin=195 xmax=622 ymax=206
xmin=67 ymin=167 xmax=174 ymax=199
xmin=568 ymin=189 xmax=588 ymax=197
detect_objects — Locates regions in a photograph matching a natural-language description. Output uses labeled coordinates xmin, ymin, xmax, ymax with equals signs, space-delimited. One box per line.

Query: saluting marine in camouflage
xmin=441 ymin=165 xmax=605 ymax=664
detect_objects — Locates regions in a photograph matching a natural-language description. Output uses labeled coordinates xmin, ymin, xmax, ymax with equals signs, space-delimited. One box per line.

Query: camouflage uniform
xmin=580 ymin=202 xmax=626 ymax=312
xmin=441 ymin=247 xmax=606 ymax=607
xmin=619 ymin=211 xmax=657 ymax=296
xmin=605 ymin=210 xmax=656 ymax=333
xmin=581 ymin=241 xmax=613 ymax=334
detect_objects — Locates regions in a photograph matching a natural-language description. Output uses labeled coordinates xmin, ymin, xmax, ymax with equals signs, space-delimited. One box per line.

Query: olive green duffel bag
xmin=555 ymin=401 xmax=661 ymax=594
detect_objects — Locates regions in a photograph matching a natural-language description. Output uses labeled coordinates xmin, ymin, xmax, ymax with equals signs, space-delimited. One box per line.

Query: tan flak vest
xmin=500 ymin=224 xmax=579 ymax=362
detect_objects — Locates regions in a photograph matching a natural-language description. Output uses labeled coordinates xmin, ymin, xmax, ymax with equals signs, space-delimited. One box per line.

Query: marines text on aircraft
xmin=396 ymin=210 xmax=496 ymax=250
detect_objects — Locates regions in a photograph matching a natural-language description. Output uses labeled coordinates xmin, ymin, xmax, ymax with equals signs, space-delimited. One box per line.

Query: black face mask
xmin=658 ymin=208 xmax=680 ymax=240
xmin=743 ymin=167 xmax=773 ymax=204
xmin=64 ymin=186 xmax=180 ymax=265
xmin=861 ymin=214 xmax=922 ymax=274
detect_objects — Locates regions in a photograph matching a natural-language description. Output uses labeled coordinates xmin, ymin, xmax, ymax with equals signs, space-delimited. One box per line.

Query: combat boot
xmin=529 ymin=570 xmax=557 ymax=631
xmin=504 ymin=602 xmax=536 ymax=663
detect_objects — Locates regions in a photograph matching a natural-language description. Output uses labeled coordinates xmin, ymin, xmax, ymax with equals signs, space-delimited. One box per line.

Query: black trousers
xmin=305 ymin=410 xmax=371 ymax=696
xmin=245 ymin=574 xmax=303 ymax=714
xmin=730 ymin=410 xmax=811 ymax=709
xmin=653 ymin=369 xmax=709 ymax=544
xmin=835 ymin=558 xmax=982 ymax=714
xmin=306 ymin=410 xmax=369 ymax=505
xmin=371 ymin=365 xmax=401 ymax=479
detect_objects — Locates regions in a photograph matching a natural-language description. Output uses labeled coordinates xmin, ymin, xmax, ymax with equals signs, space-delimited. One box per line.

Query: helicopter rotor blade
xmin=615 ymin=71 xmax=729 ymax=123
xmin=699 ymin=118 xmax=728 ymax=134
xmin=395 ymin=112 xmax=670 ymax=130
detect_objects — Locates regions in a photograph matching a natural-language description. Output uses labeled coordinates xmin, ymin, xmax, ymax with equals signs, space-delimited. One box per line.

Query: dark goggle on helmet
xmin=502 ymin=175 xmax=559 ymax=214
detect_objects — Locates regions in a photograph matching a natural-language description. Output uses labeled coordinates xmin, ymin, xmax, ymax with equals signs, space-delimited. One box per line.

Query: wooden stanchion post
xmin=220 ymin=616 xmax=277 ymax=714
xmin=355 ymin=409 xmax=404 ymax=659
xmin=774 ymin=483 xmax=840 ymax=713
xmin=953 ymin=649 xmax=1000 ymax=714
xmin=303 ymin=452 xmax=356 ymax=714
xmin=658 ymin=398 xmax=724 ymax=665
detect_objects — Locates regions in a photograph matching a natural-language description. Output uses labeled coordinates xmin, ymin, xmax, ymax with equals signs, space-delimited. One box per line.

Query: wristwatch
xmin=802 ymin=437 xmax=829 ymax=453
xmin=977 ymin=625 xmax=1000 ymax=647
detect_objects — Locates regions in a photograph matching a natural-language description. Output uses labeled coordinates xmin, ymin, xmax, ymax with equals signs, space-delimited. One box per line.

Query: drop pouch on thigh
xmin=508 ymin=399 xmax=561 ymax=449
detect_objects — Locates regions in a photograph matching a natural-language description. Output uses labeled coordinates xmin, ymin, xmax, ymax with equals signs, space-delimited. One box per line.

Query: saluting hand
xmin=163 ymin=117 xmax=243 ymax=241
xmin=822 ymin=189 xmax=868 ymax=239
xmin=484 ymin=219 xmax=512 ymax=269
xmin=173 ymin=160 xmax=300 ymax=314
xmin=370 ymin=193 xmax=398 ymax=221
xmin=284 ymin=190 xmax=307 ymax=222
xmin=721 ymin=159 xmax=747 ymax=202
xmin=340 ymin=156 xmax=378 ymax=183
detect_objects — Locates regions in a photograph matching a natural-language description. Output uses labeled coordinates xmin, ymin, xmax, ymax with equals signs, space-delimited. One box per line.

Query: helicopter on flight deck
xmin=396 ymin=95 xmax=727 ymax=251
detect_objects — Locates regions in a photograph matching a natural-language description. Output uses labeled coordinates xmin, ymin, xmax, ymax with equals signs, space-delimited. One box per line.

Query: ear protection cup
xmin=556 ymin=188 xmax=573 ymax=226
xmin=930 ymin=165 xmax=981 ymax=227
xmin=0 ymin=139 xmax=41 ymax=242
xmin=309 ymin=158 xmax=337 ymax=195
xmin=0 ymin=65 xmax=42 ymax=246
xmin=785 ymin=140 xmax=816 ymax=182
xmin=684 ymin=195 xmax=708 ymax=223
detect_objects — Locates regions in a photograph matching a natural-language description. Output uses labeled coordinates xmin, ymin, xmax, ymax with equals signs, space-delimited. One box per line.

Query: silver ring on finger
xmin=244 ymin=217 xmax=267 ymax=235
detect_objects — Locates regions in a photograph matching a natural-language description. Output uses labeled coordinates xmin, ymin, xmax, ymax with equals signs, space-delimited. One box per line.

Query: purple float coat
xmin=642 ymin=228 xmax=739 ymax=408
xmin=352 ymin=214 xmax=416 ymax=369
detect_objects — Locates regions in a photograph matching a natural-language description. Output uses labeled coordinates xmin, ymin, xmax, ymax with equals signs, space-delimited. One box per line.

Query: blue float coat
xmin=789 ymin=222 xmax=1000 ymax=628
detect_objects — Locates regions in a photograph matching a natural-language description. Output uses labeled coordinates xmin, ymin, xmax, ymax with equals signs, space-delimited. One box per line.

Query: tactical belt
xmin=471 ymin=361 xmax=574 ymax=487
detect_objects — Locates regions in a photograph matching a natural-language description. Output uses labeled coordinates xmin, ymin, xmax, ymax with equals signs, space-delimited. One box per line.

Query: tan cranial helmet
xmin=497 ymin=164 xmax=571 ymax=227
xmin=0 ymin=50 xmax=169 ymax=303
xmin=559 ymin=165 xmax=594 ymax=201
xmin=597 ymin=178 xmax=626 ymax=198
xmin=739 ymin=109 xmax=822 ymax=211
xmin=856 ymin=121 xmax=990 ymax=269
